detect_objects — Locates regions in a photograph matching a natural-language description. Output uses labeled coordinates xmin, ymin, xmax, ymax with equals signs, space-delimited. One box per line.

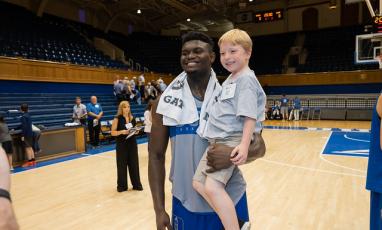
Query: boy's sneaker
xmin=239 ymin=220 xmax=251 ymax=230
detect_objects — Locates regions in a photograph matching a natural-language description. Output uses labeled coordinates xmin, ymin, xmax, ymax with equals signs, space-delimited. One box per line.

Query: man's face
xmin=180 ymin=40 xmax=215 ymax=75
xmin=76 ymin=99 xmax=81 ymax=105
xmin=91 ymin=97 xmax=97 ymax=104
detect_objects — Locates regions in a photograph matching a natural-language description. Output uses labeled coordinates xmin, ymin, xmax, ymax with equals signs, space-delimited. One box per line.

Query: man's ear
xmin=210 ymin=51 xmax=216 ymax=64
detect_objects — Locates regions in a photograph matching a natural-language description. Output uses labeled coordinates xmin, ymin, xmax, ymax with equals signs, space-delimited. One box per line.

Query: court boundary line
xmin=11 ymin=149 xmax=117 ymax=175
xmin=259 ymin=158 xmax=366 ymax=178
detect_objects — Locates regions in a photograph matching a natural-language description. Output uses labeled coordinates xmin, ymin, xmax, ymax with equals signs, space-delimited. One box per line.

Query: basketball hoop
xmin=378 ymin=54 xmax=382 ymax=69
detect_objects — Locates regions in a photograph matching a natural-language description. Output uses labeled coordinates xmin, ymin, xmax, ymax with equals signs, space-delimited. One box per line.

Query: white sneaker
xmin=240 ymin=221 xmax=251 ymax=230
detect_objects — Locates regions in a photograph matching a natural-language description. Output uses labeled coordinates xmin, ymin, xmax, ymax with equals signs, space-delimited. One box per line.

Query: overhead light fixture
xmin=329 ymin=0 xmax=337 ymax=9
xmin=187 ymin=18 xmax=191 ymax=22
xmin=137 ymin=9 xmax=142 ymax=14
xmin=249 ymin=0 xmax=253 ymax=2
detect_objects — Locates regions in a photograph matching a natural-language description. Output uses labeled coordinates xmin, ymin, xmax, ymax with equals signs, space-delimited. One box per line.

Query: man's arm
xmin=206 ymin=132 xmax=266 ymax=173
xmin=72 ymin=107 xmax=77 ymax=119
xmin=0 ymin=147 xmax=19 ymax=230
xmin=98 ymin=111 xmax=104 ymax=119
xmin=148 ymin=98 xmax=172 ymax=230
xmin=376 ymin=94 xmax=382 ymax=150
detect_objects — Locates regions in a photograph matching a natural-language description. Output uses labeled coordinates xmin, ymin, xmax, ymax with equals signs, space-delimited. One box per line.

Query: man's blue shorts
xmin=172 ymin=193 xmax=249 ymax=230
xmin=370 ymin=191 xmax=382 ymax=230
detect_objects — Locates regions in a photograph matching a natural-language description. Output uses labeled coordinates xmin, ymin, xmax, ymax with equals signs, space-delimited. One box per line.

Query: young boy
xmin=193 ymin=29 xmax=266 ymax=230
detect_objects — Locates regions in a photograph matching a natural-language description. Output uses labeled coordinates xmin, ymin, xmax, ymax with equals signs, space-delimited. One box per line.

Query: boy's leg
xmin=204 ymin=176 xmax=239 ymax=230
xmin=192 ymin=180 xmax=216 ymax=210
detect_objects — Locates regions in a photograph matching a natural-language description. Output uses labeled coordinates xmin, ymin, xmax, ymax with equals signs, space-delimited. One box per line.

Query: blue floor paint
xmin=12 ymin=137 xmax=148 ymax=174
xmin=322 ymin=131 xmax=370 ymax=157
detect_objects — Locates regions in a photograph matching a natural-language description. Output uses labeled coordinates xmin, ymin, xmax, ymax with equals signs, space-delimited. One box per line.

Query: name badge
xmin=221 ymin=83 xmax=236 ymax=100
xmin=95 ymin=104 xmax=99 ymax=108
xmin=125 ymin=123 xmax=133 ymax=129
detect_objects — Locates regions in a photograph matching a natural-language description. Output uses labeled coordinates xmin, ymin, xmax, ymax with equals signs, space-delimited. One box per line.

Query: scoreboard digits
xmin=254 ymin=9 xmax=283 ymax=23
xmin=374 ymin=16 xmax=382 ymax=33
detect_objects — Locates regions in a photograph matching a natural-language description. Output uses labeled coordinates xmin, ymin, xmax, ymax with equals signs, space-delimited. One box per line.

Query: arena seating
xmin=1 ymin=1 xmax=378 ymax=76
xmin=0 ymin=2 xmax=127 ymax=69
xmin=102 ymin=31 xmax=296 ymax=76
xmin=296 ymin=26 xmax=379 ymax=73
xmin=0 ymin=93 xmax=146 ymax=130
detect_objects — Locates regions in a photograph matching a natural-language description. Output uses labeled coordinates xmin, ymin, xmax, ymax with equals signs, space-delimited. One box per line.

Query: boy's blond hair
xmin=218 ymin=29 xmax=252 ymax=52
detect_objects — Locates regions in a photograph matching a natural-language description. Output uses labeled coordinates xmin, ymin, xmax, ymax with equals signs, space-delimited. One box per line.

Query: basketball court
xmin=10 ymin=120 xmax=371 ymax=229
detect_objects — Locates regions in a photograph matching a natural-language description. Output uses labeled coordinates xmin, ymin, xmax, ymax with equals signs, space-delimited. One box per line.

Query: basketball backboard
xmin=355 ymin=32 xmax=382 ymax=64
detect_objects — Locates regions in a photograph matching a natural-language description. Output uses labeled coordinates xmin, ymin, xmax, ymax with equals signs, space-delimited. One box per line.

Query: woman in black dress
xmin=111 ymin=101 xmax=143 ymax=192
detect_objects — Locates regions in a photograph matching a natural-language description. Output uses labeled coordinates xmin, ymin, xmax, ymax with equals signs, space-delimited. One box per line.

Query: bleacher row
xmin=0 ymin=2 xmax=127 ymax=69
xmin=266 ymin=95 xmax=376 ymax=120
xmin=296 ymin=26 xmax=379 ymax=72
xmin=267 ymin=96 xmax=376 ymax=109
xmin=0 ymin=94 xmax=146 ymax=130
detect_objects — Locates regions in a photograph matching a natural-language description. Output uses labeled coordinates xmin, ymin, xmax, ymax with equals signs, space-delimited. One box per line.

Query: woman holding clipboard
xmin=111 ymin=101 xmax=143 ymax=192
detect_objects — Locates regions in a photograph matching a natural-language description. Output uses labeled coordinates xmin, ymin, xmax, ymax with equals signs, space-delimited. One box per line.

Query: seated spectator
xmin=72 ymin=97 xmax=87 ymax=125
xmin=264 ymin=106 xmax=270 ymax=120
xmin=145 ymin=82 xmax=157 ymax=102
xmin=138 ymin=74 xmax=145 ymax=84
xmin=130 ymin=77 xmax=137 ymax=90
xmin=0 ymin=115 xmax=13 ymax=170
xmin=138 ymin=75 xmax=146 ymax=103
xmin=114 ymin=80 xmax=126 ymax=104
xmin=86 ymin=96 xmax=103 ymax=147
xmin=19 ymin=104 xmax=36 ymax=167
xmin=271 ymin=101 xmax=282 ymax=120
xmin=157 ymin=78 xmax=167 ymax=93
xmin=113 ymin=75 xmax=120 ymax=95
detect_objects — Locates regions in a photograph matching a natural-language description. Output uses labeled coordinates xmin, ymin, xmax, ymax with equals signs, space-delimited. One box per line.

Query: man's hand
xmin=0 ymin=199 xmax=19 ymax=230
xmin=155 ymin=210 xmax=172 ymax=230
xmin=206 ymin=144 xmax=233 ymax=173
xmin=206 ymin=133 xmax=266 ymax=173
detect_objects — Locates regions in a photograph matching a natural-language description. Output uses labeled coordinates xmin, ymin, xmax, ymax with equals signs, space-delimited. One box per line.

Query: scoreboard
xmin=254 ymin=9 xmax=283 ymax=23
xmin=374 ymin=16 xmax=382 ymax=33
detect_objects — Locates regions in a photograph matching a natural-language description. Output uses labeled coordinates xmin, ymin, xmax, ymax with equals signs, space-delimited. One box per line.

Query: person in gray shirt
xmin=193 ymin=29 xmax=266 ymax=230
xmin=72 ymin=97 xmax=87 ymax=125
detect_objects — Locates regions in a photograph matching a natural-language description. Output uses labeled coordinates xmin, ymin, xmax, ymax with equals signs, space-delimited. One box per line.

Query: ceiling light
xmin=187 ymin=18 xmax=191 ymax=22
xmin=137 ymin=9 xmax=142 ymax=14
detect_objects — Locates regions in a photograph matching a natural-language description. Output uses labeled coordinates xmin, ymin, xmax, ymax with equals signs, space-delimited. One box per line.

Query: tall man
xmin=149 ymin=32 xmax=262 ymax=230
xmin=86 ymin=96 xmax=103 ymax=147
xmin=366 ymin=93 xmax=382 ymax=230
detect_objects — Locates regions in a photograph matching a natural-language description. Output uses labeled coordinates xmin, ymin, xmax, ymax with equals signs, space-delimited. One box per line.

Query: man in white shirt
xmin=72 ymin=97 xmax=87 ymax=125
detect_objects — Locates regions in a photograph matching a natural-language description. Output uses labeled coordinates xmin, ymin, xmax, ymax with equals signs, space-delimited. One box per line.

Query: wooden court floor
xmin=11 ymin=120 xmax=371 ymax=230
